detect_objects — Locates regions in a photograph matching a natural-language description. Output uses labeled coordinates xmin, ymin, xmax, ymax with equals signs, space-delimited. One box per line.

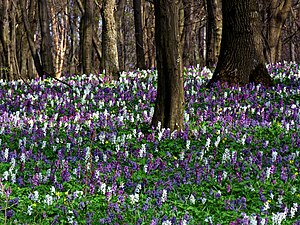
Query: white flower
xmin=27 ymin=205 xmax=33 ymax=215
xmin=189 ymin=194 xmax=196 ymax=204
xmin=44 ymin=194 xmax=53 ymax=205
xmin=214 ymin=136 xmax=221 ymax=148
xmin=129 ymin=193 xmax=139 ymax=205
xmin=103 ymin=154 xmax=107 ymax=162
xmin=186 ymin=140 xmax=190 ymax=150
xmin=291 ymin=203 xmax=298 ymax=218
xmin=263 ymin=201 xmax=270 ymax=211
xmin=144 ymin=164 xmax=148 ymax=173
xmin=272 ymin=151 xmax=278 ymax=163
xmin=4 ymin=148 xmax=9 ymax=161
xmin=20 ymin=153 xmax=26 ymax=163
xmin=3 ymin=171 xmax=9 ymax=180
xmin=161 ymin=189 xmax=167 ymax=203
xmin=162 ymin=220 xmax=172 ymax=225
xmin=139 ymin=144 xmax=146 ymax=158
xmin=100 ymin=183 xmax=106 ymax=195
xmin=222 ymin=148 xmax=230 ymax=164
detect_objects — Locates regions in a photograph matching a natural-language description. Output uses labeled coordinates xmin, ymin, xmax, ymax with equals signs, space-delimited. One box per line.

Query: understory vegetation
xmin=0 ymin=62 xmax=300 ymax=224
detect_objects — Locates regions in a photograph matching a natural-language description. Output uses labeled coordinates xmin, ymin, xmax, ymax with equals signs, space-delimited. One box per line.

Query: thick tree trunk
xmin=208 ymin=0 xmax=274 ymax=87
xmin=152 ymin=0 xmax=184 ymax=131
xmin=38 ymin=0 xmax=55 ymax=76
xmin=133 ymin=0 xmax=146 ymax=69
xmin=82 ymin=0 xmax=94 ymax=74
xmin=266 ymin=0 xmax=292 ymax=63
xmin=205 ymin=0 xmax=222 ymax=67
xmin=0 ymin=0 xmax=11 ymax=80
xmin=102 ymin=0 xmax=119 ymax=79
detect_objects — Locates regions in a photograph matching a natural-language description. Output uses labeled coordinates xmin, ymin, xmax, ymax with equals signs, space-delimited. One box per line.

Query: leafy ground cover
xmin=0 ymin=62 xmax=300 ymax=224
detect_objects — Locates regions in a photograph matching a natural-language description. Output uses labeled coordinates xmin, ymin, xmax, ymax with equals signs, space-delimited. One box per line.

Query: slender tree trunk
xmin=38 ymin=0 xmax=55 ymax=76
xmin=50 ymin=0 xmax=68 ymax=78
xmin=208 ymin=0 xmax=274 ymax=87
xmin=266 ymin=0 xmax=292 ymax=63
xmin=102 ymin=0 xmax=119 ymax=78
xmin=81 ymin=0 xmax=94 ymax=74
xmin=182 ymin=0 xmax=196 ymax=66
xmin=143 ymin=2 xmax=156 ymax=68
xmin=133 ymin=0 xmax=146 ymax=69
xmin=116 ymin=0 xmax=126 ymax=71
xmin=152 ymin=0 xmax=184 ymax=131
xmin=20 ymin=0 xmax=44 ymax=78
xmin=205 ymin=0 xmax=222 ymax=67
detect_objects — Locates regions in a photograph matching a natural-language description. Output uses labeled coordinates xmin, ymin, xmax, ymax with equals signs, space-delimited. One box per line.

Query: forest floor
xmin=0 ymin=62 xmax=300 ymax=224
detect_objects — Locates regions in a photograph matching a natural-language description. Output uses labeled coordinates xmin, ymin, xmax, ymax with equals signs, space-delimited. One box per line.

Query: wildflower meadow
xmin=0 ymin=62 xmax=300 ymax=224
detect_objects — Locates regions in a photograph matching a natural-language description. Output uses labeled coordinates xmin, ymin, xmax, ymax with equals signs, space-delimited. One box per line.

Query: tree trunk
xmin=38 ymin=0 xmax=55 ymax=76
xmin=116 ymin=0 xmax=126 ymax=71
xmin=143 ymin=2 xmax=156 ymax=68
xmin=151 ymin=0 xmax=184 ymax=131
xmin=81 ymin=0 xmax=94 ymax=74
xmin=266 ymin=0 xmax=292 ymax=63
xmin=102 ymin=0 xmax=119 ymax=79
xmin=205 ymin=0 xmax=222 ymax=67
xmin=207 ymin=0 xmax=274 ymax=87
xmin=21 ymin=0 xmax=44 ymax=78
xmin=0 ymin=0 xmax=11 ymax=80
xmin=133 ymin=0 xmax=146 ymax=69
xmin=182 ymin=0 xmax=196 ymax=66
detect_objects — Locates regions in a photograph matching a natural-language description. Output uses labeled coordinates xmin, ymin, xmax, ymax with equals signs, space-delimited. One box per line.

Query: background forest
xmin=0 ymin=0 xmax=300 ymax=80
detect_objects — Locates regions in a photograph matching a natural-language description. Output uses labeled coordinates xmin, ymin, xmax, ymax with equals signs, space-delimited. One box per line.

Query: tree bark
xmin=208 ymin=0 xmax=274 ymax=87
xmin=182 ymin=0 xmax=195 ymax=66
xmin=81 ymin=0 xmax=94 ymax=74
xmin=151 ymin=0 xmax=184 ymax=131
xmin=102 ymin=0 xmax=119 ymax=78
xmin=21 ymin=0 xmax=44 ymax=78
xmin=205 ymin=0 xmax=222 ymax=67
xmin=133 ymin=0 xmax=146 ymax=69
xmin=38 ymin=0 xmax=55 ymax=76
xmin=266 ymin=0 xmax=292 ymax=63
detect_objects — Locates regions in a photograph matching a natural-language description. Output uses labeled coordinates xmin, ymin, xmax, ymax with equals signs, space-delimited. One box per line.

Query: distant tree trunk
xmin=21 ymin=0 xmax=44 ymax=78
xmin=208 ymin=0 xmax=274 ymax=87
xmin=133 ymin=0 xmax=146 ymax=69
xmin=102 ymin=0 xmax=119 ymax=78
xmin=143 ymin=2 xmax=156 ymax=68
xmin=152 ymin=0 xmax=184 ymax=131
xmin=205 ymin=0 xmax=222 ymax=67
xmin=50 ymin=0 xmax=68 ymax=78
xmin=116 ymin=0 xmax=126 ymax=71
xmin=38 ymin=0 xmax=55 ymax=76
xmin=182 ymin=0 xmax=197 ymax=66
xmin=266 ymin=0 xmax=292 ymax=63
xmin=81 ymin=0 xmax=94 ymax=74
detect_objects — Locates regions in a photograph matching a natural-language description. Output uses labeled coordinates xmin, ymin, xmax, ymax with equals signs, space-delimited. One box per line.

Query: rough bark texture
xmin=182 ymin=0 xmax=196 ymax=66
xmin=82 ymin=0 xmax=94 ymax=74
xmin=151 ymin=0 xmax=184 ymax=131
xmin=116 ymin=0 xmax=126 ymax=71
xmin=38 ymin=0 xmax=55 ymax=76
xmin=22 ymin=1 xmax=44 ymax=78
xmin=207 ymin=0 xmax=274 ymax=87
xmin=133 ymin=0 xmax=146 ymax=69
xmin=206 ymin=0 xmax=222 ymax=67
xmin=102 ymin=0 xmax=119 ymax=79
xmin=266 ymin=0 xmax=292 ymax=63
